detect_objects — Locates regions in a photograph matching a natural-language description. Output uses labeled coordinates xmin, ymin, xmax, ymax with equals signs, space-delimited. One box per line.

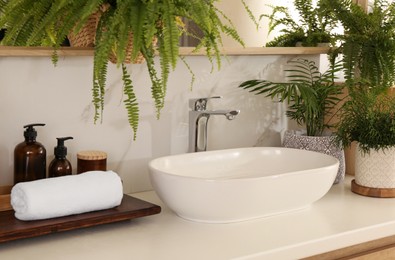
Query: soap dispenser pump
xmin=14 ymin=123 xmax=47 ymax=184
xmin=48 ymin=137 xmax=73 ymax=178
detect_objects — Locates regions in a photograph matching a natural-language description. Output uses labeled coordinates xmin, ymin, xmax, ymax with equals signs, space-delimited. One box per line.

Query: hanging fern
xmin=0 ymin=0 xmax=245 ymax=139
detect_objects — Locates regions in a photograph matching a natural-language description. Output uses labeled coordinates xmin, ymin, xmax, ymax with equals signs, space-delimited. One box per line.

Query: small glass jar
xmin=77 ymin=150 xmax=107 ymax=174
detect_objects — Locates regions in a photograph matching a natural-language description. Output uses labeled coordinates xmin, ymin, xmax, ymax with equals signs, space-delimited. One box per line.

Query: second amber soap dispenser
xmin=48 ymin=137 xmax=73 ymax=177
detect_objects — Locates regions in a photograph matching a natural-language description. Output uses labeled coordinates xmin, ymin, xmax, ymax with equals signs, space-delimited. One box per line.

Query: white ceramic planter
xmin=282 ymin=130 xmax=345 ymax=184
xmin=355 ymin=145 xmax=395 ymax=189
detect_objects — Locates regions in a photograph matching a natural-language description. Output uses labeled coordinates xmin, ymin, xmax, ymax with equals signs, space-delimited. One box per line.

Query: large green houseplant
xmin=327 ymin=0 xmax=395 ymax=88
xmin=0 ymin=0 xmax=244 ymax=139
xmin=328 ymin=0 xmax=395 ymax=195
xmin=239 ymin=58 xmax=345 ymax=183
xmin=262 ymin=0 xmax=338 ymax=47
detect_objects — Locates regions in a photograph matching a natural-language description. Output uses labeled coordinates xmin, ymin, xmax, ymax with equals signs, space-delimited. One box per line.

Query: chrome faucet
xmin=188 ymin=96 xmax=240 ymax=152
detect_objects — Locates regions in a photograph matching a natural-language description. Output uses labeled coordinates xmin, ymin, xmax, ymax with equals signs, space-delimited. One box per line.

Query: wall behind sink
xmin=0 ymin=54 xmax=320 ymax=193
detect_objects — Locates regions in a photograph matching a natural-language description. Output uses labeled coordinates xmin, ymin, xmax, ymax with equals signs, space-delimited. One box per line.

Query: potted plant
xmin=262 ymin=0 xmax=338 ymax=47
xmin=327 ymin=0 xmax=395 ymax=88
xmin=239 ymin=58 xmax=345 ymax=183
xmin=335 ymin=83 xmax=395 ymax=197
xmin=325 ymin=0 xmax=395 ymax=183
xmin=0 ymin=0 xmax=245 ymax=139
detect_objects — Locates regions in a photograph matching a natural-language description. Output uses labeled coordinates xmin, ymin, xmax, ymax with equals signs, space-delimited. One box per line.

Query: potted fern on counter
xmin=239 ymin=58 xmax=345 ymax=184
xmin=335 ymin=84 xmax=395 ymax=197
xmin=0 ymin=0 xmax=244 ymax=139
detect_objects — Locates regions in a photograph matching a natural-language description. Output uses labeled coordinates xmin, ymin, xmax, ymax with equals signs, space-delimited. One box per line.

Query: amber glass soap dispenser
xmin=14 ymin=123 xmax=47 ymax=184
xmin=49 ymin=137 xmax=73 ymax=178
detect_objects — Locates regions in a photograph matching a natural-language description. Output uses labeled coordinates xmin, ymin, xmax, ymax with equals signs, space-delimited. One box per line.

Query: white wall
xmin=0 ymin=54 xmax=320 ymax=193
xmin=215 ymin=0 xmax=267 ymax=47
xmin=215 ymin=0 xmax=301 ymax=47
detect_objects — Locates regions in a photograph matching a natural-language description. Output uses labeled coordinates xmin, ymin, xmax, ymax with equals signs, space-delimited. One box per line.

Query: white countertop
xmin=1 ymin=175 xmax=395 ymax=260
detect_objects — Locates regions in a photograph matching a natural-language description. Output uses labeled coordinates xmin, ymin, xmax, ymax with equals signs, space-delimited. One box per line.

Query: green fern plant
xmin=239 ymin=59 xmax=343 ymax=136
xmin=326 ymin=0 xmax=395 ymax=88
xmin=0 ymin=0 xmax=244 ymax=139
xmin=262 ymin=0 xmax=338 ymax=47
xmin=335 ymin=83 xmax=395 ymax=154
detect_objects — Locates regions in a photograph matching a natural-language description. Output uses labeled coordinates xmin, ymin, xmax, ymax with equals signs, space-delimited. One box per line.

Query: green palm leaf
xmin=239 ymin=58 xmax=342 ymax=136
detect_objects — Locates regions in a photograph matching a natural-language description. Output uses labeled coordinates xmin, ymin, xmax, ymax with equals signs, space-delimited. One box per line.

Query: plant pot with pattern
xmin=239 ymin=58 xmax=345 ymax=184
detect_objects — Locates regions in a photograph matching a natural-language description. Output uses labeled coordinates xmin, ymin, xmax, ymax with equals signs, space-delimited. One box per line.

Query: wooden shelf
xmin=180 ymin=46 xmax=331 ymax=56
xmin=0 ymin=46 xmax=330 ymax=57
xmin=0 ymin=46 xmax=94 ymax=56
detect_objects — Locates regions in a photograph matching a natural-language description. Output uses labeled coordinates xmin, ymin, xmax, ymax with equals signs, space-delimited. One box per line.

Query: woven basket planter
xmin=68 ymin=4 xmax=106 ymax=47
xmin=68 ymin=4 xmax=145 ymax=64
xmin=108 ymin=32 xmax=146 ymax=64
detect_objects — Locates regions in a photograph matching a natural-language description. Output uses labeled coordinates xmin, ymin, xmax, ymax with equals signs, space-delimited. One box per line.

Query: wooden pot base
xmin=351 ymin=179 xmax=395 ymax=198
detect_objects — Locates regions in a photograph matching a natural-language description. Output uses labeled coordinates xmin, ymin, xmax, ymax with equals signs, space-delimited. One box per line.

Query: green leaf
xmin=122 ymin=64 xmax=139 ymax=140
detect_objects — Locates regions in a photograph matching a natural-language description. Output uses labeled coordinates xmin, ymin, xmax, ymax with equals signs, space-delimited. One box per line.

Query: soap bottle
xmin=48 ymin=137 xmax=73 ymax=178
xmin=14 ymin=123 xmax=47 ymax=184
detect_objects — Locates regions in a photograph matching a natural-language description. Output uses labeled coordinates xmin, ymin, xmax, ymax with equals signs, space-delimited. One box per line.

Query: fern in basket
xmin=239 ymin=59 xmax=343 ymax=136
xmin=326 ymin=0 xmax=395 ymax=88
xmin=262 ymin=0 xmax=338 ymax=47
xmin=0 ymin=0 xmax=245 ymax=139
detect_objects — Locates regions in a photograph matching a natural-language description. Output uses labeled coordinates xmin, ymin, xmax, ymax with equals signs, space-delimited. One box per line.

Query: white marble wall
xmin=0 ymin=54 xmax=320 ymax=193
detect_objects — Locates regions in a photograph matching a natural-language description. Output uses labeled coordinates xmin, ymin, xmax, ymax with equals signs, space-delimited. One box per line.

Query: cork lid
xmin=77 ymin=150 xmax=107 ymax=160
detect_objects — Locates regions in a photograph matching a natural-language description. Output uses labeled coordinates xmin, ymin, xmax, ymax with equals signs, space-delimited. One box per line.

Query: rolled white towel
xmin=11 ymin=170 xmax=123 ymax=221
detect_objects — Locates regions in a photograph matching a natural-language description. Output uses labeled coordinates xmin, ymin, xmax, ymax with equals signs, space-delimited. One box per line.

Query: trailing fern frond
xmin=122 ymin=63 xmax=139 ymax=140
xmin=179 ymin=56 xmax=196 ymax=90
xmin=241 ymin=0 xmax=259 ymax=30
xmin=161 ymin=0 xmax=179 ymax=69
xmin=128 ymin=0 xmax=147 ymax=62
xmin=141 ymin=41 xmax=165 ymax=119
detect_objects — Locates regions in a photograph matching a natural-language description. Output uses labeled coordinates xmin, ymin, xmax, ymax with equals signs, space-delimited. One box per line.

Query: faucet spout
xmin=188 ymin=98 xmax=240 ymax=153
xmin=203 ymin=110 xmax=240 ymax=119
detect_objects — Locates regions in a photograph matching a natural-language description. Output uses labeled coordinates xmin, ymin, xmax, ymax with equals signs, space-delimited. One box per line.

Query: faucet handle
xmin=189 ymin=96 xmax=222 ymax=111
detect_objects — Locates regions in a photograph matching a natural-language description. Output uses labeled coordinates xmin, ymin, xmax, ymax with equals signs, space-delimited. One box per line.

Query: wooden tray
xmin=0 ymin=185 xmax=12 ymax=211
xmin=0 ymin=194 xmax=161 ymax=243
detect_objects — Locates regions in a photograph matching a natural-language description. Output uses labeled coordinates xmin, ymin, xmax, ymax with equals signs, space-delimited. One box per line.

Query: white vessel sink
xmin=148 ymin=147 xmax=339 ymax=223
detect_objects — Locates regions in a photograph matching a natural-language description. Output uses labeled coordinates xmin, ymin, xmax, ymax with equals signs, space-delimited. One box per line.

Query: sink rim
xmin=149 ymin=147 xmax=339 ymax=182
